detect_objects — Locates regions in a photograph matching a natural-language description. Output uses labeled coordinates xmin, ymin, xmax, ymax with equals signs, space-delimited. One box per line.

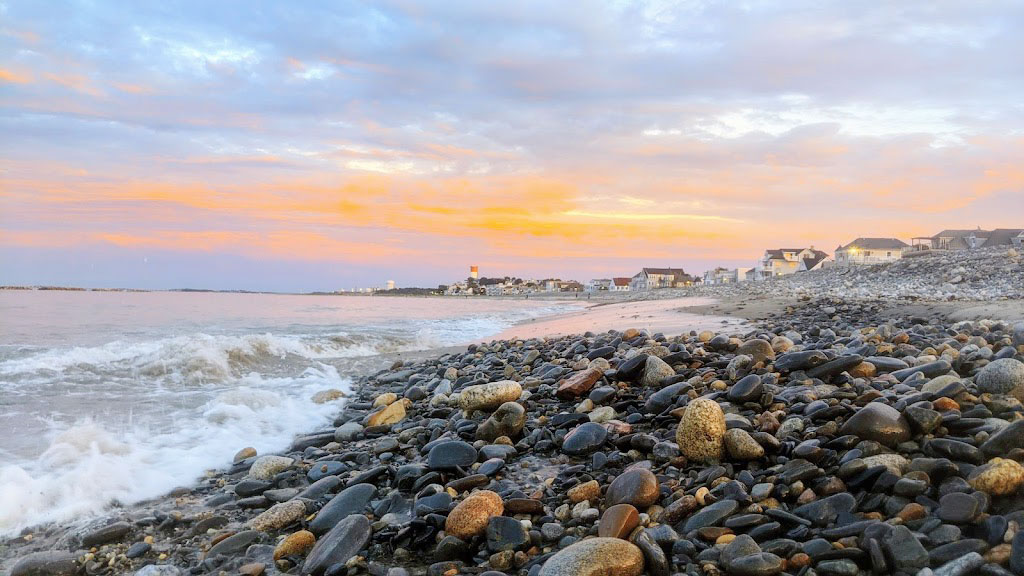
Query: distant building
xmin=470 ymin=265 xmax=479 ymax=280
xmin=611 ymin=277 xmax=631 ymax=291
xmin=385 ymin=280 xmax=395 ymax=290
xmin=922 ymin=228 xmax=1024 ymax=251
xmin=755 ymin=247 xmax=830 ymax=280
xmin=630 ymin=268 xmax=694 ymax=291
xmin=835 ymin=238 xmax=909 ymax=265
xmin=586 ymin=278 xmax=612 ymax=292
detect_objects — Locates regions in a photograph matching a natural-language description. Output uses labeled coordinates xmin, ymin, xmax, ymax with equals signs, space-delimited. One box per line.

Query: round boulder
xmin=675 ymin=398 xmax=725 ymax=463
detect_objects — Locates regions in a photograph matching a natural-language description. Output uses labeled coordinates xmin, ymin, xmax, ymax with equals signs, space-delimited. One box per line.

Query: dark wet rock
xmin=728 ymin=374 xmax=763 ymax=404
xmin=486 ymin=516 xmax=529 ymax=552
xmin=82 ymin=521 xmax=131 ymax=547
xmin=631 ymin=528 xmax=670 ymax=576
xmin=10 ymin=552 xmax=79 ymax=576
xmin=885 ymin=524 xmax=929 ymax=572
xmin=838 ymin=402 xmax=911 ymax=447
xmin=303 ymin=514 xmax=372 ymax=575
xmin=793 ymin=493 xmax=855 ymax=527
xmin=682 ymin=499 xmax=738 ymax=532
xmin=606 ymin=467 xmax=660 ymax=508
xmin=207 ymin=530 xmax=262 ymax=558
xmin=309 ymin=483 xmax=375 ymax=534
xmin=427 ymin=440 xmax=478 ymax=469
xmin=938 ymin=492 xmax=981 ymax=524
xmin=561 ymin=422 xmax=608 ymax=455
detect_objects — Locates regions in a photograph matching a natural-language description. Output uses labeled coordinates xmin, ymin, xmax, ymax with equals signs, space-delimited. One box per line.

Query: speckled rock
xmin=640 ymin=356 xmax=676 ymax=388
xmin=248 ymin=455 xmax=294 ymax=480
xmin=968 ymin=457 xmax=1024 ymax=496
xmin=737 ymin=339 xmax=775 ymax=363
xmin=274 ymin=530 xmax=315 ymax=561
xmin=248 ymin=500 xmax=306 ymax=532
xmin=724 ymin=428 xmax=764 ymax=460
xmin=605 ymin=468 xmax=660 ymax=508
xmin=461 ymin=380 xmax=523 ymax=411
xmin=538 ymin=537 xmax=645 ymax=576
xmin=675 ymin=398 xmax=725 ymax=463
xmin=311 ymin=389 xmax=345 ymax=404
xmin=977 ymin=358 xmax=1024 ymax=400
xmin=476 ymin=401 xmax=527 ymax=440
xmin=445 ymin=490 xmax=504 ymax=540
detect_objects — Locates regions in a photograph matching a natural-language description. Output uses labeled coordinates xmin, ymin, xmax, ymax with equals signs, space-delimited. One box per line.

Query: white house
xmin=757 ymin=247 xmax=830 ymax=279
xmin=630 ymin=268 xmax=693 ymax=291
xmin=611 ymin=277 xmax=631 ymax=292
xmin=835 ymin=238 xmax=909 ymax=265
xmin=586 ymin=278 xmax=612 ymax=292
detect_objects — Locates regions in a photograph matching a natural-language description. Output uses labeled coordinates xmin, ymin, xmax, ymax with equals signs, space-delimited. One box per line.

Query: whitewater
xmin=0 ymin=290 xmax=576 ymax=536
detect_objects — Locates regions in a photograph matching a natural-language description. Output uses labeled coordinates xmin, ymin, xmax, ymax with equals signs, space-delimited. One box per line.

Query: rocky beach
xmin=5 ymin=248 xmax=1024 ymax=576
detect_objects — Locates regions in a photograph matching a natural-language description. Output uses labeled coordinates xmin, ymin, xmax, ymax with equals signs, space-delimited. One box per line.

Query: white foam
xmin=0 ymin=365 xmax=347 ymax=536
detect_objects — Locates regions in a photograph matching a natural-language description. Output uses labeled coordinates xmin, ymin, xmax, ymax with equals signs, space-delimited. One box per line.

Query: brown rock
xmin=233 ymin=447 xmax=257 ymax=463
xmin=445 ymin=490 xmax=504 ymax=540
xmin=557 ymin=368 xmax=603 ymax=399
xmin=848 ymin=362 xmax=877 ymax=379
xmin=737 ymin=339 xmax=775 ymax=363
xmin=274 ymin=530 xmax=315 ymax=561
xmin=598 ymin=504 xmax=640 ymax=539
xmin=568 ymin=480 xmax=600 ymax=503
xmin=538 ymin=537 xmax=644 ymax=576
xmin=239 ymin=563 xmax=265 ymax=576
xmin=605 ymin=468 xmax=660 ymax=508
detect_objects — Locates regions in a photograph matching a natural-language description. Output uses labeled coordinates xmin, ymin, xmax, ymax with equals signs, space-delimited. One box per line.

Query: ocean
xmin=0 ymin=291 xmax=577 ymax=536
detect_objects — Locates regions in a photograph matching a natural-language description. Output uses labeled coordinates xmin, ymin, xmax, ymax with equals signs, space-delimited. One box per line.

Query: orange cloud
xmin=0 ymin=68 xmax=31 ymax=84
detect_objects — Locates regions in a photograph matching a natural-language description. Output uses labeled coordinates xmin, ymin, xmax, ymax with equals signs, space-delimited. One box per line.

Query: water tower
xmin=470 ymin=265 xmax=479 ymax=280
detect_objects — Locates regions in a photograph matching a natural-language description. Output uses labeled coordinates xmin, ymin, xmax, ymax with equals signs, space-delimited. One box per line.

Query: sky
xmin=1 ymin=1 xmax=1023 ymax=292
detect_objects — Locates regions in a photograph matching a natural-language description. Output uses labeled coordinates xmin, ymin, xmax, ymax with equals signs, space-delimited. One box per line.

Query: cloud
xmin=1 ymin=1 xmax=1023 ymax=289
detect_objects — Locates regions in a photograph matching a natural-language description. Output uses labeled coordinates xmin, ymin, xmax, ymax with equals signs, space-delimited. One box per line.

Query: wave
xmin=0 ymin=365 xmax=347 ymax=536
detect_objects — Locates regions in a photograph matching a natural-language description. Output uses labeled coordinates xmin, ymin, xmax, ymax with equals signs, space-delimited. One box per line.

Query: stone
xmin=486 ymin=516 xmax=529 ymax=552
xmin=445 ymin=490 xmax=504 ymax=540
xmin=558 ymin=368 xmax=604 ymax=399
xmin=249 ymin=455 xmax=294 ymax=480
xmin=537 ymin=537 xmax=644 ymax=576
xmin=248 ymin=500 xmax=307 ymax=532
xmin=641 ymin=356 xmax=675 ymax=388
xmin=720 ymin=534 xmax=761 ymax=571
xmin=562 ymin=422 xmax=608 ymax=455
xmin=838 ymin=402 xmax=911 ymax=447
xmin=793 ymin=492 xmax=855 ymax=527
xmin=461 ymin=380 xmax=523 ymax=411
xmin=606 ymin=468 xmax=660 ymax=508
xmin=682 ymin=499 xmax=738 ymax=532
xmin=428 ymin=440 xmax=478 ymax=469
xmin=234 ymin=447 xmax=257 ymax=462
xmin=366 ymin=400 xmax=406 ymax=427
xmin=904 ymin=405 xmax=942 ymax=434
xmin=125 ymin=542 xmax=151 ymax=559
xmin=309 ymin=483 xmax=375 ymax=534
xmin=82 ymin=521 xmax=131 ymax=547
xmin=274 ymin=530 xmax=316 ymax=561
xmin=982 ymin=419 xmax=1024 ymax=458
xmin=312 ymin=389 xmax=345 ymax=403
xmin=238 ymin=563 xmax=265 ymax=576
xmin=675 ymin=398 xmax=726 ymax=463
xmin=10 ymin=552 xmax=78 ymax=576
xmin=476 ymin=401 xmax=527 ymax=441
xmin=302 ymin=514 xmax=372 ymax=576
xmin=969 ymin=458 xmax=1024 ymax=496
xmin=207 ymin=530 xmax=262 ymax=557
xmin=932 ymin=552 xmax=985 ymax=576
xmin=728 ymin=374 xmax=763 ymax=404
xmin=737 ymin=339 xmax=775 ymax=363
xmin=631 ymin=528 xmax=670 ymax=576
xmin=134 ymin=566 xmax=182 ymax=576
xmin=568 ymin=480 xmax=600 ymax=503
xmin=978 ymin=358 xmax=1024 ymax=400
xmin=598 ymin=504 xmax=640 ymax=539
xmin=727 ymin=553 xmax=784 ymax=576
xmin=885 ymin=525 xmax=929 ymax=572
xmin=334 ymin=422 xmax=363 ymax=442
xmin=938 ymin=492 xmax=981 ymax=524
xmin=724 ymin=428 xmax=764 ymax=460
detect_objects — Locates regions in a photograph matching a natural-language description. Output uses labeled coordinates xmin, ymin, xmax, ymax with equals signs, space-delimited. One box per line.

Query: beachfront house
xmin=611 ymin=277 xmax=631 ymax=292
xmin=797 ymin=251 xmax=832 ymax=272
xmin=702 ymin=267 xmax=732 ymax=285
xmin=586 ymin=278 xmax=612 ymax=292
xmin=630 ymin=267 xmax=694 ymax=291
xmin=920 ymin=228 xmax=1023 ymax=251
xmin=834 ymin=238 xmax=909 ymax=265
xmin=755 ymin=247 xmax=830 ymax=280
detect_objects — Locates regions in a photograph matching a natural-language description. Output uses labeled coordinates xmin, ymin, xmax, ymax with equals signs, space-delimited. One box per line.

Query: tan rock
xmin=598 ymin=504 xmax=639 ymax=539
xmin=538 ymin=537 xmax=644 ymax=576
xmin=233 ymin=447 xmax=257 ymax=463
xmin=460 ymin=380 xmax=523 ymax=411
xmin=848 ymin=362 xmax=876 ymax=379
xmin=312 ymin=389 xmax=345 ymax=404
xmin=248 ymin=500 xmax=306 ymax=532
xmin=273 ymin=530 xmax=315 ymax=561
xmin=568 ymin=480 xmax=600 ymax=503
xmin=969 ymin=458 xmax=1024 ymax=496
xmin=736 ymin=339 xmax=775 ymax=363
xmin=724 ymin=428 xmax=764 ymax=460
xmin=239 ymin=563 xmax=265 ymax=576
xmin=675 ymin=398 xmax=725 ymax=463
xmin=623 ymin=328 xmax=641 ymax=340
xmin=445 ymin=490 xmax=504 ymax=540
xmin=373 ymin=392 xmax=397 ymax=408
xmin=366 ymin=401 xmax=406 ymax=427
xmin=249 ymin=455 xmax=294 ymax=480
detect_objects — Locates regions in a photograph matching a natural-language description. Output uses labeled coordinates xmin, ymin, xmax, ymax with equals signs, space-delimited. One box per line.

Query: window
xmin=886 ymin=252 xmax=891 ymax=257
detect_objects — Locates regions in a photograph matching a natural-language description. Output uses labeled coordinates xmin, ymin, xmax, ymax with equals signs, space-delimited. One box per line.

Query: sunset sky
xmin=2 ymin=1 xmax=1023 ymax=291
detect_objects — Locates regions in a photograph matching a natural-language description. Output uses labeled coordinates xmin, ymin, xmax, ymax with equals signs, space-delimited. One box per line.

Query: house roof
xmin=931 ymin=229 xmax=990 ymax=239
xmin=642 ymin=267 xmax=687 ymax=276
xmin=612 ymin=277 xmax=630 ymax=286
xmin=839 ymin=237 xmax=909 ymax=251
xmin=801 ymin=252 xmax=829 ymax=270
xmin=984 ymin=228 xmax=1024 ymax=246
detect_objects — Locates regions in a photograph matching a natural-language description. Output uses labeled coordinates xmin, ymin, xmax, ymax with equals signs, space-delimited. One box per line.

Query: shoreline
xmin=4 ymin=292 xmax=1024 ymax=576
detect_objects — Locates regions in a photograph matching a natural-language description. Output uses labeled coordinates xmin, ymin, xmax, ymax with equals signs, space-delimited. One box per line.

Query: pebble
xmin=724 ymin=428 xmax=764 ymax=460
xmin=837 ymin=401 xmax=911 ymax=447
xmin=968 ymin=458 xmax=1024 ymax=496
xmin=248 ymin=455 xmax=294 ymax=480
xmin=274 ymin=530 xmax=315 ymax=561
xmin=445 ymin=490 xmax=504 ymax=540
xmin=461 ymin=380 xmax=523 ymax=411
xmin=977 ymin=358 xmax=1024 ymax=400
xmin=302 ymin=514 xmax=372 ymax=576
xmin=247 ymin=500 xmax=306 ymax=532
xmin=427 ymin=440 xmax=478 ymax=469
xmin=598 ymin=504 xmax=640 ymax=539
xmin=562 ymin=422 xmax=609 ymax=455
xmin=605 ymin=468 xmax=660 ymax=508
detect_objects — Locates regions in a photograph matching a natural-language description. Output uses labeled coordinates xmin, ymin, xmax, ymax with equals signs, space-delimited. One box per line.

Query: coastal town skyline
xmin=3 ymin=2 xmax=1024 ymax=292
